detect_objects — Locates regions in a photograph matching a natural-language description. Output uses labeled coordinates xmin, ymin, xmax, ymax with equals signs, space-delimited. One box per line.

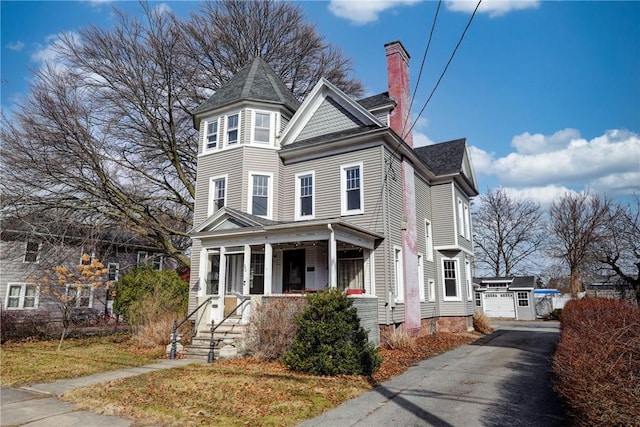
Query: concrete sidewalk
xmin=1 ymin=358 xmax=200 ymax=426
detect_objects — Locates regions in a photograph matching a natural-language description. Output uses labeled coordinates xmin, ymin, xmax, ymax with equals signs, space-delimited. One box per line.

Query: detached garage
xmin=474 ymin=277 xmax=536 ymax=321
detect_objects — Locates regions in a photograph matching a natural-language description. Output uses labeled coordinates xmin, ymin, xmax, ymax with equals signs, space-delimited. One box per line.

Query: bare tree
xmin=184 ymin=0 xmax=364 ymax=100
xmin=596 ymin=195 xmax=640 ymax=303
xmin=474 ymin=188 xmax=547 ymax=276
xmin=0 ymin=1 xmax=363 ymax=267
xmin=548 ymin=192 xmax=612 ymax=297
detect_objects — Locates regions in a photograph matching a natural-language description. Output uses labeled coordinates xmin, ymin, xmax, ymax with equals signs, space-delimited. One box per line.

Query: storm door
xmin=225 ymin=253 xmax=244 ymax=295
xmin=283 ymin=249 xmax=305 ymax=292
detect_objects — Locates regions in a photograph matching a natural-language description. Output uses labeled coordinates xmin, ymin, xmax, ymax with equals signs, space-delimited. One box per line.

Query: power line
xmin=401 ymin=0 xmax=443 ymax=140
xmin=404 ymin=0 xmax=482 ymax=141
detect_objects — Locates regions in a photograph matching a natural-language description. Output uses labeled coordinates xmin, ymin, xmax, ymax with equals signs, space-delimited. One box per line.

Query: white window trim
xmin=248 ymin=171 xmax=273 ymax=219
xmin=107 ymin=262 xmax=120 ymax=282
xmin=466 ymin=259 xmax=473 ymax=301
xmin=425 ymin=219 xmax=433 ymax=261
xmin=442 ymin=257 xmax=461 ymax=301
xmin=458 ymin=198 xmax=465 ymax=237
xmin=251 ymin=110 xmax=274 ymax=145
xmin=394 ymin=245 xmax=404 ymax=303
xmin=294 ymin=171 xmax=315 ymax=221
xmin=418 ymin=253 xmax=425 ymax=302
xmin=428 ymin=278 xmax=436 ymax=302
xmin=463 ymin=203 xmax=471 ymax=240
xmin=517 ymin=291 xmax=530 ymax=307
xmin=23 ymin=241 xmax=40 ymax=263
xmin=65 ymin=284 xmax=94 ymax=308
xmin=208 ymin=175 xmax=228 ymax=217
xmin=5 ymin=283 xmax=39 ymax=310
xmin=204 ymin=118 xmax=219 ymax=152
xmin=137 ymin=251 xmax=148 ymax=266
xmin=340 ymin=162 xmax=364 ymax=216
xmin=224 ymin=112 xmax=240 ymax=147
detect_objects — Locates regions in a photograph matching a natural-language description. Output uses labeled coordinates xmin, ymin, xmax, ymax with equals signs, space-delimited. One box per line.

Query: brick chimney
xmin=385 ymin=41 xmax=412 ymax=147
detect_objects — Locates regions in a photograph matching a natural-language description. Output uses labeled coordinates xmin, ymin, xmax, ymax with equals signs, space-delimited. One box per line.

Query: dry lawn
xmin=0 ymin=334 xmax=164 ymax=386
xmin=60 ymin=331 xmax=479 ymax=426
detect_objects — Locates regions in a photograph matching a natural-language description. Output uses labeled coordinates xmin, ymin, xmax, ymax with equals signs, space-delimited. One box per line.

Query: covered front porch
xmin=190 ymin=209 xmax=383 ymax=332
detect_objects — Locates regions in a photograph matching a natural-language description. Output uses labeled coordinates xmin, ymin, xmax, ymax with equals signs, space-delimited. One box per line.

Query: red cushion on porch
xmin=346 ymin=289 xmax=364 ymax=295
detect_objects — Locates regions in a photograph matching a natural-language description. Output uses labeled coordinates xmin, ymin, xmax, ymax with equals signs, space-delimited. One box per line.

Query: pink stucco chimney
xmin=385 ymin=41 xmax=413 ymax=148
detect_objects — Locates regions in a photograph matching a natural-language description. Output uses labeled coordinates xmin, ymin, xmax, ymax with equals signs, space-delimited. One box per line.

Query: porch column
xmin=243 ymin=244 xmax=251 ymax=295
xmin=199 ymin=247 xmax=208 ymax=296
xmin=264 ymin=243 xmax=273 ymax=294
xmin=328 ymin=224 xmax=337 ymax=288
xmin=218 ymin=247 xmax=227 ymax=298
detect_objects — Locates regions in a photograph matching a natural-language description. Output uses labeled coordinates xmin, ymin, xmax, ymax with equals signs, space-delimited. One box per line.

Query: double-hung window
xmin=249 ymin=173 xmax=271 ymax=218
xmin=418 ymin=253 xmax=425 ymax=301
xmin=425 ymin=220 xmax=433 ymax=261
xmin=66 ymin=285 xmax=92 ymax=308
xmin=295 ymin=172 xmax=314 ymax=220
xmin=226 ymin=114 xmax=239 ymax=145
xmin=107 ymin=263 xmax=120 ymax=282
xmin=394 ymin=246 xmax=404 ymax=302
xmin=442 ymin=258 xmax=460 ymax=300
xmin=5 ymin=283 xmax=38 ymax=309
xmin=253 ymin=112 xmax=271 ymax=144
xmin=341 ymin=162 xmax=363 ymax=215
xmin=24 ymin=242 xmax=39 ymax=263
xmin=206 ymin=120 xmax=218 ymax=150
xmin=209 ymin=176 xmax=227 ymax=215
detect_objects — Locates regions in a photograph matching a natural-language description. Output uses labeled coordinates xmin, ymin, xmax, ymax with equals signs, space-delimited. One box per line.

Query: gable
xmin=279 ymin=78 xmax=384 ymax=147
xmin=460 ymin=147 xmax=479 ymax=193
xmin=296 ymin=96 xmax=366 ymax=142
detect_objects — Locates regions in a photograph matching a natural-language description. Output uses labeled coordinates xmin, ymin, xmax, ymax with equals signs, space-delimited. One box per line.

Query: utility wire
xmin=404 ymin=0 xmax=482 ymax=140
xmin=400 ymin=0 xmax=442 ymax=140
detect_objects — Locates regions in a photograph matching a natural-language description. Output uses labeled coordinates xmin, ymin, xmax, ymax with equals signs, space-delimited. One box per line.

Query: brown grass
xmin=472 ymin=310 xmax=494 ymax=334
xmin=380 ymin=328 xmax=417 ymax=351
xmin=131 ymin=313 xmax=193 ymax=348
xmin=0 ymin=334 xmax=163 ymax=386
xmin=553 ymin=298 xmax=640 ymax=426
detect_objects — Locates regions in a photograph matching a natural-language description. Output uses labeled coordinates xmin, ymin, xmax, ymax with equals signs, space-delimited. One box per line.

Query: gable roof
xmin=192 ymin=57 xmax=300 ymax=120
xmin=414 ymin=138 xmax=467 ymax=176
xmin=279 ymin=78 xmax=385 ymax=147
xmin=357 ymin=92 xmax=394 ymax=111
xmin=191 ymin=207 xmax=280 ymax=234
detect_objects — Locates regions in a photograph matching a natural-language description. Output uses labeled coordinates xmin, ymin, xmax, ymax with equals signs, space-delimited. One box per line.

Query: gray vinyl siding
xmin=193 ymin=149 xmax=245 ymax=225
xmin=188 ymin=238 xmax=202 ymax=312
xmin=295 ymin=97 xmax=363 ymax=142
xmin=241 ymin=146 xmax=281 ymax=219
xmin=431 ymin=183 xmax=456 ymax=247
xmin=414 ymin=175 xmax=438 ymax=318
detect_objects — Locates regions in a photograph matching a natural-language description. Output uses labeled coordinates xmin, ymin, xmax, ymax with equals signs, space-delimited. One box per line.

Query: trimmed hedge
xmin=553 ymin=298 xmax=640 ymax=426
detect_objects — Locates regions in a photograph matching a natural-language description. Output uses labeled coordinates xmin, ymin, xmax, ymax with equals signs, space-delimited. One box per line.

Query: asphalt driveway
xmin=300 ymin=320 xmax=571 ymax=427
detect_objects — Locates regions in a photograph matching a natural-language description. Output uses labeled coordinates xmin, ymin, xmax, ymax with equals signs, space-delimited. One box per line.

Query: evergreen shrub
xmin=283 ymin=289 xmax=382 ymax=376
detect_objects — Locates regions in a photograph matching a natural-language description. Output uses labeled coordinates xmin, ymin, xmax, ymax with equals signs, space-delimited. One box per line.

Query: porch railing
xmin=168 ymin=293 xmax=251 ymax=362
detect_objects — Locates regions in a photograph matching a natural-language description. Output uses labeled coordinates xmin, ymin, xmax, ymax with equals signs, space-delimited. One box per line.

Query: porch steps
xmin=183 ymin=318 xmax=249 ymax=361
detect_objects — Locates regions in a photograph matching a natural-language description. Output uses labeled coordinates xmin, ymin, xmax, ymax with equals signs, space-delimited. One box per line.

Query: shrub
xmin=553 ymin=298 xmax=640 ymax=426
xmin=1 ymin=309 xmax=56 ymax=342
xmin=246 ymin=297 xmax=307 ymax=361
xmin=472 ymin=310 xmax=494 ymax=334
xmin=114 ymin=266 xmax=188 ymax=327
xmin=131 ymin=312 xmax=192 ymax=348
xmin=283 ymin=289 xmax=382 ymax=376
xmin=381 ymin=328 xmax=417 ymax=351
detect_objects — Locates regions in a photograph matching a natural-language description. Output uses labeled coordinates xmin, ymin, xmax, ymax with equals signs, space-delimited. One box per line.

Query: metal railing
xmin=168 ymin=292 xmax=251 ymax=363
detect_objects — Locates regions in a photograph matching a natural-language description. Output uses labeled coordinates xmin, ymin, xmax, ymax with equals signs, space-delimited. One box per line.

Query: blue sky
xmin=2 ymin=0 xmax=639 ymax=205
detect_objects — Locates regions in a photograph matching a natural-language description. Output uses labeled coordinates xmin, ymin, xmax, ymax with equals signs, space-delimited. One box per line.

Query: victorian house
xmin=188 ymin=41 xmax=478 ymax=349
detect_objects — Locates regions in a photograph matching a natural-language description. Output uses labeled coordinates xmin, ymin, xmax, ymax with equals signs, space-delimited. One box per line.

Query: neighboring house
xmin=188 ymin=40 xmax=479 ymax=348
xmin=474 ymin=276 xmax=536 ymax=320
xmin=0 ymin=217 xmax=173 ymax=322
xmin=584 ymin=275 xmax=636 ymax=301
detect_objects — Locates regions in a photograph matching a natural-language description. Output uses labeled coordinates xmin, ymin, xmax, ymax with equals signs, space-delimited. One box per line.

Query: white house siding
xmin=296 ymin=97 xmax=363 ymax=142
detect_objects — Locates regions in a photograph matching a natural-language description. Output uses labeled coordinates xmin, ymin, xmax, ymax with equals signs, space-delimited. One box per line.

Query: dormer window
xmin=226 ymin=114 xmax=239 ymax=146
xmin=253 ymin=111 xmax=272 ymax=144
xmin=206 ymin=120 xmax=218 ymax=150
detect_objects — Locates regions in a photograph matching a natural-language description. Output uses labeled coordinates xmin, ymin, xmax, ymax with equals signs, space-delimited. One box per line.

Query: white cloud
xmin=476 ymin=128 xmax=640 ymax=198
xmin=7 ymin=41 xmax=25 ymax=51
xmin=328 ymin=0 xmax=421 ymax=25
xmin=413 ymin=131 xmax=435 ymax=147
xmin=446 ymin=0 xmax=540 ymax=17
xmin=502 ymin=185 xmax=578 ymax=207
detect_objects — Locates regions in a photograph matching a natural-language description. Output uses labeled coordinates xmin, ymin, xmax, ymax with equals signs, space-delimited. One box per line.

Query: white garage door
xmin=483 ymin=292 xmax=516 ymax=318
